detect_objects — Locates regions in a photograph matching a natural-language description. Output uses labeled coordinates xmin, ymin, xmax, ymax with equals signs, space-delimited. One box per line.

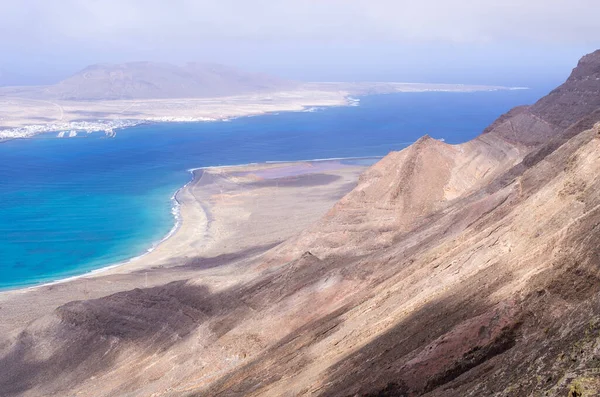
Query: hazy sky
xmin=1 ymin=0 xmax=599 ymax=87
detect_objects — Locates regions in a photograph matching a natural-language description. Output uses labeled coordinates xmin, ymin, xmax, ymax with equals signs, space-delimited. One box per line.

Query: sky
xmin=1 ymin=0 xmax=599 ymax=88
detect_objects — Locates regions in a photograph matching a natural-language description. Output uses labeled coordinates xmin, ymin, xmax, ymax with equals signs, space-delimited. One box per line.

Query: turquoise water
xmin=0 ymin=90 xmax=545 ymax=289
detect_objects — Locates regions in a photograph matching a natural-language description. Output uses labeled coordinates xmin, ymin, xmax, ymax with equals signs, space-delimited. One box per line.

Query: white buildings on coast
xmin=0 ymin=120 xmax=139 ymax=140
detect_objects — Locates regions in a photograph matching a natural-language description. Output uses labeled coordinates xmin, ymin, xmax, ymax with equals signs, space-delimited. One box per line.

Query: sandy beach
xmin=0 ymin=159 xmax=371 ymax=336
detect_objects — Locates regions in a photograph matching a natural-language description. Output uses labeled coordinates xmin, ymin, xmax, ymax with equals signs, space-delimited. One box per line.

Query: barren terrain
xmin=1 ymin=51 xmax=600 ymax=397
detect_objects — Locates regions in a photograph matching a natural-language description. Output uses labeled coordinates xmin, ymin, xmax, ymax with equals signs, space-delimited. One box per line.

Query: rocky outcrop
xmin=530 ymin=49 xmax=600 ymax=129
xmin=482 ymin=49 xmax=600 ymax=147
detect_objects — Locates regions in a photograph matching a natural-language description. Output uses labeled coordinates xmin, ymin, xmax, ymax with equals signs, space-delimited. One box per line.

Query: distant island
xmin=0 ymin=61 xmax=516 ymax=140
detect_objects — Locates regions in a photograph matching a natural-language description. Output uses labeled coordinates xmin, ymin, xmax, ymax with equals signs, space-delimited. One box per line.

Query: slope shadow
xmin=317 ymin=270 xmax=519 ymax=396
xmin=0 ymin=281 xmax=244 ymax=396
xmin=133 ymin=242 xmax=280 ymax=275
xmin=0 ymin=245 xmax=339 ymax=396
xmin=189 ymin=262 xmax=516 ymax=397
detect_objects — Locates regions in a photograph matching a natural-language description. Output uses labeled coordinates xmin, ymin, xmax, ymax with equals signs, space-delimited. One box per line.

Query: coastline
xmin=3 ymin=157 xmax=378 ymax=293
xmin=0 ymin=168 xmax=199 ymax=292
xmin=0 ymin=100 xmax=351 ymax=141
xmin=0 ymin=158 xmax=370 ymax=335
xmin=0 ymin=86 xmax=528 ymax=291
xmin=0 ymin=89 xmax=355 ymax=140
xmin=6 ymin=169 xmax=201 ymax=292
xmin=0 ymin=82 xmax=519 ymax=140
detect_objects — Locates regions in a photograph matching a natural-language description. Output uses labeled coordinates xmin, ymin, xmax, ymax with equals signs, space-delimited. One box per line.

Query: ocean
xmin=0 ymin=89 xmax=546 ymax=289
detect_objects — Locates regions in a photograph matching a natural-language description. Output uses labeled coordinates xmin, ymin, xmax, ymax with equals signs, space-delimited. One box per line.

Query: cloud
xmin=2 ymin=0 xmax=599 ymax=50
xmin=0 ymin=0 xmax=598 ymax=86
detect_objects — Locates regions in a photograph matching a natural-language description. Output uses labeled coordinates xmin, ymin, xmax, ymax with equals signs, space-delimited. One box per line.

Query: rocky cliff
xmin=481 ymin=49 xmax=600 ymax=147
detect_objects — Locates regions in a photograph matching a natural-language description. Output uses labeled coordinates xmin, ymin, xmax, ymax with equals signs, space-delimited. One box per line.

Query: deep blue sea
xmin=0 ymin=90 xmax=546 ymax=289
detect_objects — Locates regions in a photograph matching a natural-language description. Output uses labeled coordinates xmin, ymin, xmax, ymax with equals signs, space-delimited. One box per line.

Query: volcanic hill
xmin=0 ymin=62 xmax=296 ymax=101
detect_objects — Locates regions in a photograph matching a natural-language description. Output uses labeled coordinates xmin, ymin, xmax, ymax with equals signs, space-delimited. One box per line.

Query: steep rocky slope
xmin=266 ymin=51 xmax=600 ymax=264
xmin=530 ymin=50 xmax=600 ymax=129
xmin=482 ymin=49 xmax=600 ymax=146
xmin=1 ymin=51 xmax=600 ymax=397
xmin=265 ymin=131 xmax=522 ymax=261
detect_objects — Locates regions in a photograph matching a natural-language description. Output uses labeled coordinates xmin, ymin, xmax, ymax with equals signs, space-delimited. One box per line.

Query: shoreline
xmin=1 ymin=168 xmax=200 ymax=293
xmin=0 ymin=103 xmax=342 ymax=142
xmin=4 ymin=170 xmax=202 ymax=293
xmin=0 ymin=83 xmax=522 ymax=141
xmin=0 ymin=91 xmax=356 ymax=140
xmin=189 ymin=155 xmax=384 ymax=171
xmin=0 ymin=157 xmax=371 ymax=336
xmin=2 ymin=156 xmax=380 ymax=293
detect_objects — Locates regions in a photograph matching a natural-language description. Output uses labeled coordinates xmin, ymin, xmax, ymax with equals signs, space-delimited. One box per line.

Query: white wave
xmin=347 ymin=97 xmax=360 ymax=106
xmin=143 ymin=116 xmax=218 ymax=122
xmin=302 ymin=107 xmax=322 ymax=113
xmin=265 ymin=155 xmax=382 ymax=163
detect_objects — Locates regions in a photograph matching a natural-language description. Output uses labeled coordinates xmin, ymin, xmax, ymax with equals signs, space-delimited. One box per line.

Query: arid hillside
xmin=481 ymin=49 xmax=600 ymax=146
xmin=1 ymin=51 xmax=600 ymax=397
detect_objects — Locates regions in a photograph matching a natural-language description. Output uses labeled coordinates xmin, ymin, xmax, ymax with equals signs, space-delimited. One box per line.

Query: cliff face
xmin=2 ymin=51 xmax=600 ymax=397
xmin=530 ymin=50 xmax=600 ymax=129
xmin=482 ymin=49 xmax=600 ymax=147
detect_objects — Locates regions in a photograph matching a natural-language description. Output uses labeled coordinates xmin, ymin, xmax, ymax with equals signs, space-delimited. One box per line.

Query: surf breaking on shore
xmin=6 ymin=157 xmax=374 ymax=292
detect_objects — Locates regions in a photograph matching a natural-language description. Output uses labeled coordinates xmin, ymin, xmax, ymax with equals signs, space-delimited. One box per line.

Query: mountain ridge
xmin=481 ymin=49 xmax=600 ymax=147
